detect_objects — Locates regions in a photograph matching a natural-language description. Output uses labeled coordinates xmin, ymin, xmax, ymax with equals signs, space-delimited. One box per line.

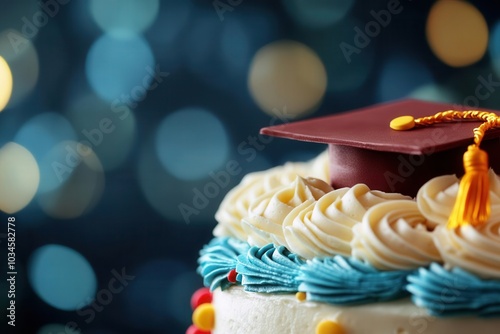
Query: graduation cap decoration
xmin=391 ymin=109 xmax=500 ymax=229
xmin=260 ymin=99 xmax=500 ymax=229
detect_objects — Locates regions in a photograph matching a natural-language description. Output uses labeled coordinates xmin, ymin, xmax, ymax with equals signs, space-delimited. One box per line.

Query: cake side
xmin=188 ymin=101 xmax=500 ymax=334
xmin=212 ymin=286 xmax=500 ymax=334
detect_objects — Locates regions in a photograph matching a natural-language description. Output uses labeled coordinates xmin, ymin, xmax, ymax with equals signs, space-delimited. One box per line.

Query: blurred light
xmin=14 ymin=112 xmax=77 ymax=193
xmin=281 ymin=150 xmax=319 ymax=166
xmin=147 ymin=0 xmax=191 ymax=45
xmin=68 ymin=0 xmax=102 ymax=39
xmin=489 ymin=21 xmax=500 ymax=77
xmin=155 ymin=108 xmax=229 ymax=181
xmin=409 ymin=83 xmax=459 ymax=103
xmin=283 ymin=0 xmax=354 ymax=29
xmin=166 ymin=271 xmax=202 ymax=327
xmin=426 ymin=0 xmax=488 ymax=67
xmin=377 ymin=55 xmax=434 ymax=102
xmin=37 ymin=324 xmax=80 ymax=334
xmin=138 ymin=136 xmax=220 ymax=224
xmin=220 ymin=19 xmax=251 ymax=76
xmin=0 ymin=142 xmax=39 ymax=213
xmin=240 ymin=154 xmax=273 ymax=175
xmin=248 ymin=40 xmax=327 ymax=119
xmin=0 ymin=56 xmax=13 ymax=111
xmin=300 ymin=18 xmax=374 ymax=94
xmin=29 ymin=244 xmax=97 ymax=311
xmin=124 ymin=259 xmax=187 ymax=329
xmin=90 ymin=0 xmax=159 ymax=38
xmin=0 ymin=30 xmax=39 ymax=107
xmin=38 ymin=141 xmax=105 ymax=219
xmin=185 ymin=12 xmax=222 ymax=74
xmin=0 ymin=2 xmax=39 ymax=33
xmin=85 ymin=34 xmax=155 ymax=102
xmin=66 ymin=94 xmax=136 ymax=171
xmin=183 ymin=10 xmax=268 ymax=104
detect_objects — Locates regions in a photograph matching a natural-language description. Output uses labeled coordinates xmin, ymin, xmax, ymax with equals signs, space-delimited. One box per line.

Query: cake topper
xmin=391 ymin=110 xmax=500 ymax=229
xmin=260 ymin=99 xmax=500 ymax=197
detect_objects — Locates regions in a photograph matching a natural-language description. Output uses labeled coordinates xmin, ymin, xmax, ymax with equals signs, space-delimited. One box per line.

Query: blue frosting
xmin=236 ymin=244 xmax=305 ymax=293
xmin=197 ymin=237 xmax=250 ymax=291
xmin=198 ymin=237 xmax=500 ymax=318
xmin=298 ymin=255 xmax=411 ymax=305
xmin=407 ymin=263 xmax=500 ymax=317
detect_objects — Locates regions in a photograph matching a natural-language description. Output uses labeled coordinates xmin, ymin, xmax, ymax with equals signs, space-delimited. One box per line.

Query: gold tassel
xmin=448 ymin=145 xmax=490 ymax=229
xmin=390 ymin=110 xmax=498 ymax=229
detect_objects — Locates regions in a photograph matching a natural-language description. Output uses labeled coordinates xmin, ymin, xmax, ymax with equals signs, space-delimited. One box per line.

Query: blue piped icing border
xmin=198 ymin=237 xmax=500 ymax=317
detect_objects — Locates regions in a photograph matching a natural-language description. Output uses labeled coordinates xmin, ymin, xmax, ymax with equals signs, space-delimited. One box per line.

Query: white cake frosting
xmin=433 ymin=206 xmax=500 ymax=279
xmin=192 ymin=152 xmax=500 ymax=334
xmin=351 ymin=200 xmax=441 ymax=270
xmin=212 ymin=286 xmax=500 ymax=334
xmin=283 ymin=184 xmax=409 ymax=259
xmin=241 ymin=176 xmax=332 ymax=247
xmin=417 ymin=169 xmax=500 ymax=226
xmin=214 ymin=151 xmax=330 ymax=240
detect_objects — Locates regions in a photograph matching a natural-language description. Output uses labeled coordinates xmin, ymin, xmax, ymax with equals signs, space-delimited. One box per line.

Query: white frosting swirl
xmin=214 ymin=163 xmax=308 ymax=240
xmin=433 ymin=207 xmax=500 ymax=279
xmin=241 ymin=176 xmax=332 ymax=247
xmin=351 ymin=200 xmax=441 ymax=270
xmin=283 ymin=184 xmax=410 ymax=259
xmin=417 ymin=169 xmax=500 ymax=227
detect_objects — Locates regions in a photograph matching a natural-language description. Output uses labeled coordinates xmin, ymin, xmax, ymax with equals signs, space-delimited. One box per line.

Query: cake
xmin=187 ymin=99 xmax=500 ymax=334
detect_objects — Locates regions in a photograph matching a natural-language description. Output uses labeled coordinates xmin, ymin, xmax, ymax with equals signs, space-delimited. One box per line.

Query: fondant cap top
xmin=260 ymin=99 xmax=500 ymax=196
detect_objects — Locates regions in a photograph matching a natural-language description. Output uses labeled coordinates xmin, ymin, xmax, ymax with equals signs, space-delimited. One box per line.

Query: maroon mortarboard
xmin=260 ymin=99 xmax=500 ymax=197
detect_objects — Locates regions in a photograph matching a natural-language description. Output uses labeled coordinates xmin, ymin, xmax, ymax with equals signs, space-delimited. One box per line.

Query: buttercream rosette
xmin=417 ymin=169 xmax=500 ymax=227
xmin=214 ymin=152 xmax=330 ymax=240
xmin=241 ymin=176 xmax=333 ymax=247
xmin=433 ymin=206 xmax=500 ymax=280
xmin=283 ymin=184 xmax=409 ymax=259
xmin=351 ymin=200 xmax=441 ymax=270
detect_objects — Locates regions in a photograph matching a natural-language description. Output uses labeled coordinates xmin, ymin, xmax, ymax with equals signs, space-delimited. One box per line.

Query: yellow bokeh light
xmin=0 ymin=56 xmax=13 ymax=112
xmin=426 ymin=0 xmax=488 ymax=67
xmin=248 ymin=40 xmax=327 ymax=119
xmin=0 ymin=142 xmax=40 ymax=213
xmin=38 ymin=141 xmax=105 ymax=219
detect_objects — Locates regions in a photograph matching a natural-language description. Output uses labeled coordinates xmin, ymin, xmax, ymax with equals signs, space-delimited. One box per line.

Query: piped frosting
xmin=241 ymin=176 xmax=332 ymax=247
xmin=214 ymin=151 xmax=330 ymax=240
xmin=417 ymin=169 xmax=500 ymax=226
xmin=433 ymin=207 xmax=500 ymax=280
xmin=283 ymin=184 xmax=409 ymax=259
xmin=351 ymin=200 xmax=441 ymax=270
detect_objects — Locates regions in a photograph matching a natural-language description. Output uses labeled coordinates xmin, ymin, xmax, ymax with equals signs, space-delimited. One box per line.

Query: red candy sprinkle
xmin=227 ymin=269 xmax=237 ymax=283
xmin=186 ymin=324 xmax=211 ymax=334
xmin=190 ymin=287 xmax=212 ymax=310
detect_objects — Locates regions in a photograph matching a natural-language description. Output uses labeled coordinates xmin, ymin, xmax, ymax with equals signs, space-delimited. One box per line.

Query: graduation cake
xmin=188 ymin=99 xmax=500 ymax=334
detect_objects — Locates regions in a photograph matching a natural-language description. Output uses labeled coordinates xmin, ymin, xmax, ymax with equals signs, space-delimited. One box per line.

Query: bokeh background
xmin=0 ymin=0 xmax=499 ymax=333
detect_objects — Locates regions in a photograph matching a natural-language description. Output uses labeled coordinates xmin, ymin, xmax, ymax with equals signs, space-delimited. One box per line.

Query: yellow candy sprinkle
xmin=316 ymin=319 xmax=344 ymax=334
xmin=296 ymin=291 xmax=306 ymax=301
xmin=390 ymin=116 xmax=415 ymax=131
xmin=192 ymin=303 xmax=215 ymax=331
